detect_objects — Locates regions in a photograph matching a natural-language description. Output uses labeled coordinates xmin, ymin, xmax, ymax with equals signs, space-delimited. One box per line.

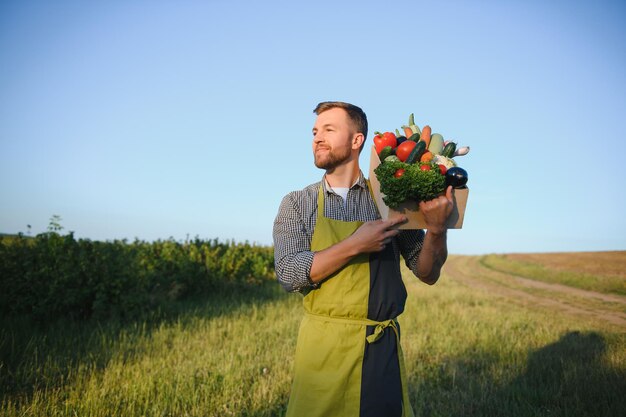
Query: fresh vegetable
xmin=405 ymin=140 xmax=427 ymax=164
xmin=378 ymin=146 xmax=393 ymax=161
xmin=373 ymin=131 xmax=397 ymax=154
xmin=395 ymin=140 xmax=417 ymax=162
xmin=420 ymin=151 xmax=433 ymax=163
xmin=373 ymin=133 xmax=385 ymax=154
xmin=374 ymin=160 xmax=446 ymax=208
xmin=371 ymin=112 xmax=470 ymax=208
xmin=428 ymin=133 xmax=444 ymax=155
xmin=420 ymin=125 xmax=432 ymax=149
xmin=433 ymin=154 xmax=456 ymax=169
xmin=407 ymin=132 xmax=420 ymax=142
xmin=441 ymin=142 xmax=457 ymax=158
xmin=394 ymin=129 xmax=407 ymax=145
xmin=408 ymin=113 xmax=421 ymax=135
xmin=445 ymin=167 xmax=468 ymax=188
xmin=453 ymin=146 xmax=470 ymax=157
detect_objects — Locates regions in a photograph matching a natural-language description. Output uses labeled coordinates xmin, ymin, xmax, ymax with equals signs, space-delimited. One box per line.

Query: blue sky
xmin=1 ymin=0 xmax=625 ymax=254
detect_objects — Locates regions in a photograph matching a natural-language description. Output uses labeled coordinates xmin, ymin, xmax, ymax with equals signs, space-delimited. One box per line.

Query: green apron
xmin=286 ymin=184 xmax=414 ymax=417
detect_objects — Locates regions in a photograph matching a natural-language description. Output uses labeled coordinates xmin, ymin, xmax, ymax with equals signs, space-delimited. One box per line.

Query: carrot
xmin=420 ymin=151 xmax=433 ymax=163
xmin=403 ymin=126 xmax=414 ymax=138
xmin=421 ymin=125 xmax=431 ymax=148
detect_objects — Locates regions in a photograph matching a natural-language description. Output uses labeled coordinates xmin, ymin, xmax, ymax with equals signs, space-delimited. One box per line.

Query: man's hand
xmin=309 ymin=216 xmax=407 ymax=283
xmin=419 ymin=185 xmax=454 ymax=234
xmin=350 ymin=216 xmax=408 ymax=253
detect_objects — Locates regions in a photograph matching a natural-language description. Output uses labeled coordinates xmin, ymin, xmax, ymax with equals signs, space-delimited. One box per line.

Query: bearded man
xmin=273 ymin=101 xmax=453 ymax=417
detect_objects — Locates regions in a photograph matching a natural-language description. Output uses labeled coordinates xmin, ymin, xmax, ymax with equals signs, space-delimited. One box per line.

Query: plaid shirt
xmin=273 ymin=171 xmax=425 ymax=293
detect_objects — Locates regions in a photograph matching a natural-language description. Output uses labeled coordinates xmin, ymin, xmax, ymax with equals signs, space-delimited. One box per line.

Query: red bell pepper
xmin=373 ymin=131 xmax=397 ymax=155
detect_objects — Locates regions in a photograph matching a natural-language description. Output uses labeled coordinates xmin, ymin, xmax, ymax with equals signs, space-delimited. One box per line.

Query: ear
xmin=352 ymin=132 xmax=365 ymax=150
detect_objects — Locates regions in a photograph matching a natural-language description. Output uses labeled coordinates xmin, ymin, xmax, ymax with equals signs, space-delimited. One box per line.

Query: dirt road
xmin=444 ymin=256 xmax=626 ymax=329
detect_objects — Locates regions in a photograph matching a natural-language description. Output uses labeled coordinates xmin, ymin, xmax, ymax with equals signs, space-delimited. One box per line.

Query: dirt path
xmin=497 ymin=272 xmax=626 ymax=305
xmin=444 ymin=256 xmax=626 ymax=329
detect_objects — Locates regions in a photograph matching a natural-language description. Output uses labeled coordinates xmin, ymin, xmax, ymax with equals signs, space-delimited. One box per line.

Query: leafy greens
xmin=373 ymin=161 xmax=446 ymax=208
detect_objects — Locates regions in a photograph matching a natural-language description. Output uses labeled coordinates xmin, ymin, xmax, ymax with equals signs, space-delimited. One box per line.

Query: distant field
xmin=1 ymin=252 xmax=625 ymax=416
xmin=480 ymin=251 xmax=626 ymax=296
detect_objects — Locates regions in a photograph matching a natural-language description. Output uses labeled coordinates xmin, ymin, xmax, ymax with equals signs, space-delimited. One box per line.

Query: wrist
xmin=426 ymin=227 xmax=447 ymax=237
xmin=343 ymin=234 xmax=362 ymax=257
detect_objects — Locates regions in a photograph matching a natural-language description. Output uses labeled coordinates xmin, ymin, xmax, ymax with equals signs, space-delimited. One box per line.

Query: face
xmin=312 ymin=107 xmax=362 ymax=170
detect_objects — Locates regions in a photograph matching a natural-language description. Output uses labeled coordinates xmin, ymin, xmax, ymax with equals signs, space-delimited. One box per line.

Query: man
xmin=273 ymin=102 xmax=454 ymax=417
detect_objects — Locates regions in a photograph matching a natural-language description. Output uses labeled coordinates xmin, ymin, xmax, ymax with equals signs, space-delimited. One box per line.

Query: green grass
xmin=400 ymin=266 xmax=625 ymax=416
xmin=479 ymin=254 xmax=626 ymax=296
xmin=1 ymin=259 xmax=625 ymax=416
xmin=1 ymin=283 xmax=300 ymax=416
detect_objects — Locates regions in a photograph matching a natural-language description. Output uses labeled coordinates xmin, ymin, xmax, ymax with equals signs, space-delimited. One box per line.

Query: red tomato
xmin=419 ymin=164 xmax=431 ymax=171
xmin=394 ymin=168 xmax=405 ymax=178
xmin=395 ymin=141 xmax=416 ymax=162
xmin=438 ymin=164 xmax=447 ymax=175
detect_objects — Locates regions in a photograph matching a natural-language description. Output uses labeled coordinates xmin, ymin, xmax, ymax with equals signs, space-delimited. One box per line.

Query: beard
xmin=314 ymin=145 xmax=351 ymax=170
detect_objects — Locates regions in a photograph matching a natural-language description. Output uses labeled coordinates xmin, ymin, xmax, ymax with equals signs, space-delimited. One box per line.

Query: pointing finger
xmin=385 ymin=216 xmax=408 ymax=229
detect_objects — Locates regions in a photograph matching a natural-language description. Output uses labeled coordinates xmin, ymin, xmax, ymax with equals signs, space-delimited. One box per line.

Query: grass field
xmin=480 ymin=251 xmax=626 ymax=296
xmin=1 ymin=252 xmax=625 ymax=416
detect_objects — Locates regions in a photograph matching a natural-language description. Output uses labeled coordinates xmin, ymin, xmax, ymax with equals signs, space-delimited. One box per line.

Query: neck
xmin=325 ymin=159 xmax=360 ymax=188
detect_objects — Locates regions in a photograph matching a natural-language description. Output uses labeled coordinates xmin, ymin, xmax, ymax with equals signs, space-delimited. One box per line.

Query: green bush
xmin=0 ymin=232 xmax=275 ymax=322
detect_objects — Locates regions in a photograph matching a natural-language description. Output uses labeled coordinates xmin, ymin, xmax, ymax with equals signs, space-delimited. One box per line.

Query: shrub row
xmin=0 ymin=232 xmax=275 ymax=321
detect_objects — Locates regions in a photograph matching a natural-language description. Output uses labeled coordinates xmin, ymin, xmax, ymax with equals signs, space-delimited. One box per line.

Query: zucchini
xmin=441 ymin=142 xmax=456 ymax=158
xmin=405 ymin=140 xmax=426 ymax=164
xmin=407 ymin=133 xmax=420 ymax=142
xmin=428 ymin=133 xmax=444 ymax=155
xmin=378 ymin=146 xmax=393 ymax=161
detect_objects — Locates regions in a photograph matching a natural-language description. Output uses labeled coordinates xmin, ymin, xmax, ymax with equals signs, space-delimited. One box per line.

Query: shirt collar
xmin=323 ymin=171 xmax=367 ymax=194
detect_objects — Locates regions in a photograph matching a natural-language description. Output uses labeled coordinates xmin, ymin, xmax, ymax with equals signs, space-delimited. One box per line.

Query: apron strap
xmin=317 ymin=183 xmax=325 ymax=216
xmin=365 ymin=179 xmax=382 ymax=219
xmin=306 ymin=312 xmax=414 ymax=417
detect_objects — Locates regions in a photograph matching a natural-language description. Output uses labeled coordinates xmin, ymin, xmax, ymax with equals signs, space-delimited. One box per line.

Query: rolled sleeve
xmin=273 ymin=192 xmax=317 ymax=293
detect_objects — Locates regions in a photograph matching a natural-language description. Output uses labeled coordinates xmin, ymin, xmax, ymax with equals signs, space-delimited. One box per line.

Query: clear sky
xmin=1 ymin=0 xmax=625 ymax=255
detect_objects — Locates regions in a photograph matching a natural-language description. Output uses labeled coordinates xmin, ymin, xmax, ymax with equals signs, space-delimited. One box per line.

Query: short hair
xmin=313 ymin=101 xmax=368 ymax=145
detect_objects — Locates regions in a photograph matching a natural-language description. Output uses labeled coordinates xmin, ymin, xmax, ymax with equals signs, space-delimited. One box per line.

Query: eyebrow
xmin=312 ymin=123 xmax=335 ymax=132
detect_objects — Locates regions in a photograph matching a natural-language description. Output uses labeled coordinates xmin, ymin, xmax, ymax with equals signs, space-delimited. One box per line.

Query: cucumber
xmin=405 ymin=140 xmax=426 ymax=164
xmin=441 ymin=142 xmax=456 ymax=158
xmin=407 ymin=133 xmax=420 ymax=142
xmin=378 ymin=146 xmax=393 ymax=161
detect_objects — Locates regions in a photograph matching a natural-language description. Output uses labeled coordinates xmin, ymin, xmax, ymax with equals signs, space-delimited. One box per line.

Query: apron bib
xmin=286 ymin=184 xmax=414 ymax=417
